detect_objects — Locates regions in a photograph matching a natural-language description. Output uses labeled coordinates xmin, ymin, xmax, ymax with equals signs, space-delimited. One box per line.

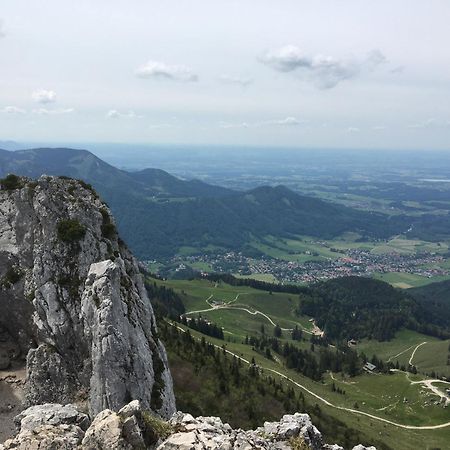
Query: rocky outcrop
xmin=0 ymin=176 xmax=175 ymax=418
xmin=1 ymin=401 xmax=376 ymax=450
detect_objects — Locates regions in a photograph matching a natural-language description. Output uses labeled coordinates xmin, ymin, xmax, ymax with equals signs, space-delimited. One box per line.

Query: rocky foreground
xmin=0 ymin=400 xmax=375 ymax=450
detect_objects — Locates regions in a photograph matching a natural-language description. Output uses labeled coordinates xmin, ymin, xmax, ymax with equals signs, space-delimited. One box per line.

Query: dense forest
xmin=145 ymin=280 xmax=185 ymax=320
xmin=246 ymin=333 xmax=363 ymax=380
xmin=199 ymin=272 xmax=308 ymax=294
xmin=409 ymin=280 xmax=450 ymax=330
xmin=299 ymin=277 xmax=450 ymax=341
xmin=180 ymin=315 xmax=224 ymax=340
xmin=299 ymin=277 xmax=419 ymax=341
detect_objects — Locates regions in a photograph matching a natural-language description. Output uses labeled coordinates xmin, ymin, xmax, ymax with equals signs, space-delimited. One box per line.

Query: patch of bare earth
xmin=0 ymin=361 xmax=26 ymax=442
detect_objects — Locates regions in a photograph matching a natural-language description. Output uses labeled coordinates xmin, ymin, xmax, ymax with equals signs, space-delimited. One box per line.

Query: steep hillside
xmin=0 ymin=174 xmax=175 ymax=420
xmin=0 ymin=147 xmax=229 ymax=199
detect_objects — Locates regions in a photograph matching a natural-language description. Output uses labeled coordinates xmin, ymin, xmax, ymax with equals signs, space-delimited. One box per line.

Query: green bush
xmin=57 ymin=219 xmax=86 ymax=243
xmin=140 ymin=411 xmax=173 ymax=445
xmin=1 ymin=174 xmax=23 ymax=190
xmin=0 ymin=266 xmax=24 ymax=288
xmin=100 ymin=207 xmax=116 ymax=239
xmin=101 ymin=222 xmax=116 ymax=239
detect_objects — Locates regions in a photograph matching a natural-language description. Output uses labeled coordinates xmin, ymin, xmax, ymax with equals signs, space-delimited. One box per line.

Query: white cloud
xmin=366 ymin=49 xmax=387 ymax=70
xmin=33 ymin=108 xmax=74 ymax=115
xmin=219 ymin=121 xmax=250 ymax=129
xmin=149 ymin=123 xmax=174 ymax=130
xmin=135 ymin=60 xmax=198 ymax=82
xmin=1 ymin=106 xmax=26 ymax=114
xmin=0 ymin=20 xmax=5 ymax=38
xmin=219 ymin=74 xmax=253 ymax=87
xmin=372 ymin=125 xmax=387 ymax=131
xmin=408 ymin=118 xmax=450 ymax=129
xmin=346 ymin=127 xmax=360 ymax=133
xmin=32 ymin=89 xmax=57 ymax=104
xmin=220 ymin=117 xmax=304 ymax=129
xmin=259 ymin=45 xmax=386 ymax=89
xmin=265 ymin=117 xmax=303 ymax=126
xmin=106 ymin=109 xmax=142 ymax=119
xmin=390 ymin=65 xmax=405 ymax=75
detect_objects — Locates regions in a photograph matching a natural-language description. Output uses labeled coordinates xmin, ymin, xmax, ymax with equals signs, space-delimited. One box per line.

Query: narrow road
xmin=410 ymin=379 xmax=450 ymax=406
xmin=184 ymin=292 xmax=313 ymax=334
xmin=409 ymin=342 xmax=427 ymax=366
xmin=186 ymin=293 xmax=242 ymax=315
xmin=387 ymin=344 xmax=416 ymax=363
xmin=167 ymin=321 xmax=450 ymax=430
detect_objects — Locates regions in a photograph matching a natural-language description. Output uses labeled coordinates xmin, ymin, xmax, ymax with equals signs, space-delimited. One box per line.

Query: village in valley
xmin=154 ymin=245 xmax=450 ymax=285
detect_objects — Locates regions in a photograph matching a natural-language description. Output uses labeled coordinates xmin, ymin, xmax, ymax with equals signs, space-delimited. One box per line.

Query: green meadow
xmin=157 ymin=277 xmax=450 ymax=450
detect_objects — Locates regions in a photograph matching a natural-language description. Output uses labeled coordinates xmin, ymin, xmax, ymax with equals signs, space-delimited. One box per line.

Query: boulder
xmin=1 ymin=403 xmax=89 ymax=450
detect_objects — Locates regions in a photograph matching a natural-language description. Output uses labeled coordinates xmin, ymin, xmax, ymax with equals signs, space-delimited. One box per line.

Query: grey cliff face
xmin=0 ymin=175 xmax=176 ymax=418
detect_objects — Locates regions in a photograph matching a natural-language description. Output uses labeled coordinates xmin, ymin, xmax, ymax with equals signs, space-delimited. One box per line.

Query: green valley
xmin=149 ymin=276 xmax=450 ymax=450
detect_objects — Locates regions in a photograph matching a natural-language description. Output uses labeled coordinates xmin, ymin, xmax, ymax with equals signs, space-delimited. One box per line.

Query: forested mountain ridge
xmin=298 ymin=276 xmax=449 ymax=341
xmin=0 ymin=147 xmax=229 ymax=199
xmin=409 ymin=280 xmax=450 ymax=331
xmin=0 ymin=147 xmax=429 ymax=259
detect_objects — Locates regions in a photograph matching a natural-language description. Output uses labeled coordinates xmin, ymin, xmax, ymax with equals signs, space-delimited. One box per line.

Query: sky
xmin=1 ymin=0 xmax=450 ymax=150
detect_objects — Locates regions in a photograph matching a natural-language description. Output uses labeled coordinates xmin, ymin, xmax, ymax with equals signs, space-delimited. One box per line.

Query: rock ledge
xmin=1 ymin=401 xmax=376 ymax=450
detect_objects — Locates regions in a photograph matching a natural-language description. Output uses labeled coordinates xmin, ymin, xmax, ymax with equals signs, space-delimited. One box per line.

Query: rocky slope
xmin=0 ymin=175 xmax=176 ymax=422
xmin=0 ymin=400 xmax=375 ymax=450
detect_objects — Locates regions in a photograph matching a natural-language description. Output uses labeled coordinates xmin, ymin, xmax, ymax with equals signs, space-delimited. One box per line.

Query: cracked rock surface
xmin=0 ymin=402 xmax=376 ymax=450
xmin=0 ymin=176 xmax=175 ymax=419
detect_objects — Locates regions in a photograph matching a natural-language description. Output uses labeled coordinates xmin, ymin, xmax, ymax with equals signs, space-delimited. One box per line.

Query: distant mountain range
xmin=0 ymin=147 xmax=441 ymax=259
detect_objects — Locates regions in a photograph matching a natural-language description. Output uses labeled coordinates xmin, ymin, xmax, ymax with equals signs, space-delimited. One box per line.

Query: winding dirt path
xmin=387 ymin=344 xmax=416 ymax=363
xmin=409 ymin=342 xmax=427 ymax=366
xmin=184 ymin=292 xmax=313 ymax=334
xmin=168 ymin=321 xmax=450 ymax=430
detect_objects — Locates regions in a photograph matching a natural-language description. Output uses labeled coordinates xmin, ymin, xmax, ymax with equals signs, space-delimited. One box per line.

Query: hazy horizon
xmin=1 ymin=1 xmax=450 ymax=150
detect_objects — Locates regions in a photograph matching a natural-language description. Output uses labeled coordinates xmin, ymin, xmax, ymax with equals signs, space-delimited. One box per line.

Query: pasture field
xmin=171 ymin=323 xmax=450 ymax=450
xmin=161 ymin=279 xmax=450 ymax=375
xmin=251 ymin=234 xmax=449 ymax=261
xmin=188 ymin=261 xmax=213 ymax=271
xmin=372 ymin=272 xmax=450 ymax=288
xmin=157 ymin=278 xmax=313 ymax=337
xmin=356 ymin=329 xmax=450 ymax=377
xmin=234 ymin=273 xmax=278 ymax=283
xmin=412 ymin=340 xmax=450 ymax=378
xmin=369 ymin=237 xmax=448 ymax=255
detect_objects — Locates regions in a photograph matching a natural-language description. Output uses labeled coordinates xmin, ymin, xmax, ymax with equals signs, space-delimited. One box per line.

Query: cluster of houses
xmin=156 ymin=248 xmax=449 ymax=285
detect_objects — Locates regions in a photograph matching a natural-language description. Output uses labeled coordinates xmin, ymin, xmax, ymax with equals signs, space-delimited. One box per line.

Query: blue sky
xmin=1 ymin=0 xmax=450 ymax=149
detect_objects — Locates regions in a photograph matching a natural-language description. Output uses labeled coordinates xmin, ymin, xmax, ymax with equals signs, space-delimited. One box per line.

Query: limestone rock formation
xmin=0 ymin=401 xmax=376 ymax=450
xmin=0 ymin=175 xmax=175 ymax=418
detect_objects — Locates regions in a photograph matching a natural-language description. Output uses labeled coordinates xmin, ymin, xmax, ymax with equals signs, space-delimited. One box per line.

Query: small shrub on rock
xmin=57 ymin=219 xmax=86 ymax=243
xmin=1 ymin=174 xmax=23 ymax=190
xmin=0 ymin=266 xmax=24 ymax=288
